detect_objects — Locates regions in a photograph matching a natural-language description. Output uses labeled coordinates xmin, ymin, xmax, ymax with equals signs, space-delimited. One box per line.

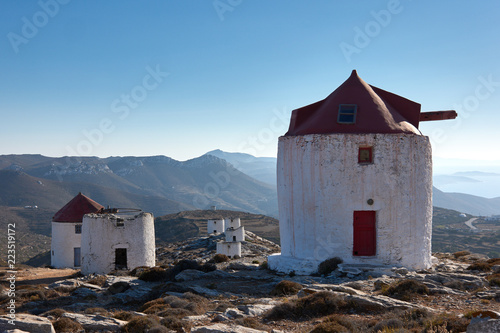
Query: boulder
xmin=238 ymin=304 xmax=275 ymax=316
xmin=205 ymin=270 xmax=233 ymax=279
xmin=48 ymin=279 xmax=81 ymax=291
xmin=467 ymin=318 xmax=500 ymax=333
xmin=187 ymin=285 xmax=222 ymax=297
xmin=108 ymin=281 xmax=130 ymax=294
xmin=191 ymin=323 xmax=267 ymax=333
xmin=175 ymin=269 xmax=207 ymax=282
xmin=223 ymin=308 xmax=246 ymax=319
xmin=0 ymin=314 xmax=55 ymax=333
xmin=62 ymin=312 xmax=127 ymax=331
xmin=228 ymin=262 xmax=259 ymax=271
xmin=72 ymin=287 xmax=98 ymax=298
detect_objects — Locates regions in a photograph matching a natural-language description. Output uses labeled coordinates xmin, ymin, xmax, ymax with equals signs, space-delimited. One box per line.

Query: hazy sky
xmin=1 ymin=1 xmax=499 ymax=163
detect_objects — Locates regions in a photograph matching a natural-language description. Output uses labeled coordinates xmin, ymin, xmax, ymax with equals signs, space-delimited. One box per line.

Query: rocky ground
xmin=0 ymin=232 xmax=499 ymax=332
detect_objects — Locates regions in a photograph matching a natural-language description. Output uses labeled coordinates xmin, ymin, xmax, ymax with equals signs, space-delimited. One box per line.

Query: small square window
xmin=358 ymin=147 xmax=373 ymax=163
xmin=75 ymin=225 xmax=82 ymax=234
xmin=338 ymin=104 xmax=357 ymax=124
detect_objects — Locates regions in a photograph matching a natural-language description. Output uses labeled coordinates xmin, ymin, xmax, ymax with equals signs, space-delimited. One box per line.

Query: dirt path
xmin=0 ymin=267 xmax=79 ymax=285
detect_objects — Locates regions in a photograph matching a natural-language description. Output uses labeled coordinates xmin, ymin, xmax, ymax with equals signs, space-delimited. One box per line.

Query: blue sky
xmin=1 ymin=1 xmax=499 ymax=165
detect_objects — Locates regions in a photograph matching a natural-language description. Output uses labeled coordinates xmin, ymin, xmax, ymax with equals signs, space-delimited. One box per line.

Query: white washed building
xmin=51 ymin=193 xmax=104 ymax=269
xmin=268 ymin=70 xmax=456 ymax=274
xmin=207 ymin=219 xmax=225 ymax=234
xmin=81 ymin=212 xmax=155 ymax=275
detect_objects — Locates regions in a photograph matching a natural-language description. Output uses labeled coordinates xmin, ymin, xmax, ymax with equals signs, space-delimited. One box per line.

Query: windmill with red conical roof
xmin=268 ymin=70 xmax=456 ymax=274
xmin=51 ymin=193 xmax=104 ymax=268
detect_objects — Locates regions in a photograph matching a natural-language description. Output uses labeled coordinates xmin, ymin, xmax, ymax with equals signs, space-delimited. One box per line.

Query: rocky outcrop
xmin=61 ymin=313 xmax=127 ymax=331
xmin=191 ymin=323 xmax=267 ymax=333
xmin=0 ymin=314 xmax=55 ymax=333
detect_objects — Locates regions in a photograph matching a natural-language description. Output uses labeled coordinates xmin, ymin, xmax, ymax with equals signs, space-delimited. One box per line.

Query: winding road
xmin=464 ymin=217 xmax=479 ymax=230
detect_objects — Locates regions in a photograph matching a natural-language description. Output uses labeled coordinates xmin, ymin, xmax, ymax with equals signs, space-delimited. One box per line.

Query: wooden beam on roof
xmin=419 ymin=110 xmax=457 ymax=122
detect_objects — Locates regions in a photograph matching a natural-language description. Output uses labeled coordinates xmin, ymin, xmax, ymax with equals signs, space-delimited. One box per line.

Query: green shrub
xmin=52 ymin=317 xmax=84 ymax=333
xmin=317 ymin=257 xmax=343 ymax=276
xmin=270 ymin=280 xmax=303 ymax=296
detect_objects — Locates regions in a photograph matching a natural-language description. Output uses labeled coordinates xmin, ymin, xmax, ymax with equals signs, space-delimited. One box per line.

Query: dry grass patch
xmin=270 ymin=280 xmax=303 ymax=296
xmin=467 ymin=261 xmax=491 ymax=272
xmin=41 ymin=308 xmax=67 ymax=319
xmin=486 ymin=273 xmax=500 ymax=287
xmin=52 ymin=317 xmax=84 ymax=333
xmin=86 ymin=275 xmax=107 ymax=287
xmin=138 ymin=267 xmax=170 ymax=282
xmin=265 ymin=291 xmax=352 ymax=321
xmin=84 ymin=307 xmax=109 ymax=315
xmin=122 ymin=315 xmax=162 ymax=333
xmin=113 ymin=310 xmax=135 ymax=321
xmin=453 ymin=250 xmax=470 ymax=259
xmin=381 ymin=279 xmax=429 ymax=301
xmin=212 ymin=253 xmax=230 ymax=263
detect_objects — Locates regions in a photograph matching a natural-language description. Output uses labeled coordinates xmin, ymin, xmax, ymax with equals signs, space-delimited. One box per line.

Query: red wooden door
xmin=353 ymin=211 xmax=376 ymax=256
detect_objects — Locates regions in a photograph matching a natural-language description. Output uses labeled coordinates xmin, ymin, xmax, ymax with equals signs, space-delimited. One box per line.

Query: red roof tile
xmin=285 ymin=70 xmax=422 ymax=136
xmin=52 ymin=193 xmax=104 ymax=223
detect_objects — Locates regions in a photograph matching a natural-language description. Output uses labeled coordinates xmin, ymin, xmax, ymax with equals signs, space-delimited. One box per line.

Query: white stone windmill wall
xmin=51 ymin=222 xmax=82 ymax=268
xmin=209 ymin=217 xmax=244 ymax=258
xmin=207 ymin=219 xmax=225 ymax=234
xmin=225 ymin=226 xmax=245 ymax=243
xmin=224 ymin=218 xmax=241 ymax=229
xmin=81 ymin=212 xmax=155 ymax=275
xmin=216 ymin=241 xmax=241 ymax=258
xmin=268 ymin=133 xmax=433 ymax=274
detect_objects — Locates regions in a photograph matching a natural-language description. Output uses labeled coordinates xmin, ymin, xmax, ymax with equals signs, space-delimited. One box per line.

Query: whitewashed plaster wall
xmin=268 ymin=133 xmax=433 ymax=274
xmin=81 ymin=212 xmax=155 ymax=275
xmin=216 ymin=242 xmax=241 ymax=258
xmin=224 ymin=218 xmax=241 ymax=229
xmin=207 ymin=219 xmax=225 ymax=234
xmin=225 ymin=226 xmax=245 ymax=242
xmin=51 ymin=222 xmax=81 ymax=268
